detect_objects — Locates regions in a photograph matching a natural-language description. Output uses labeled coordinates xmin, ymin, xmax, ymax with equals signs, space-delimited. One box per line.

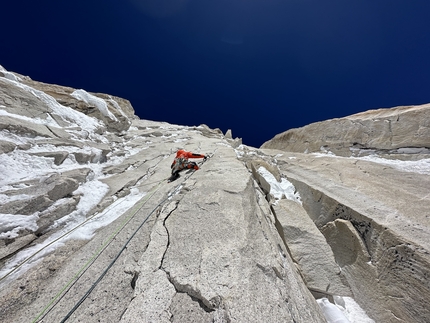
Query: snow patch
xmin=0 ymin=108 xmax=60 ymax=127
xmin=257 ymin=166 xmax=302 ymax=204
xmin=317 ymin=297 xmax=375 ymax=323
xmin=359 ymin=155 xmax=430 ymax=175
xmin=0 ymin=151 xmax=55 ymax=186
xmin=66 ymin=187 xmax=146 ymax=241
xmin=0 ymin=65 xmax=22 ymax=82
xmin=312 ymin=152 xmax=430 ymax=175
xmin=0 ymin=213 xmax=39 ymax=239
xmin=1 ymin=77 xmax=103 ymax=134
xmin=72 ymin=89 xmax=117 ymax=121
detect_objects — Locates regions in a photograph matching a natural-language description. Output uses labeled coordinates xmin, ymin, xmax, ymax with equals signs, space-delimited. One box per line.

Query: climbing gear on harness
xmin=168 ymin=150 xmax=208 ymax=183
xmin=168 ymin=152 xmax=212 ymax=183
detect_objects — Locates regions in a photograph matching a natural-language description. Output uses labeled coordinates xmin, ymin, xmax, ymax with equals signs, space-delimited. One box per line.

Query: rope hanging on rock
xmin=55 ymin=155 xmax=211 ymax=322
xmin=32 ymin=179 xmax=166 ymax=323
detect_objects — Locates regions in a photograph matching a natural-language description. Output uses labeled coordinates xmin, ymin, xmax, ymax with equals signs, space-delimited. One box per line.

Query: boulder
xmin=0 ymin=140 xmax=16 ymax=154
xmin=0 ymin=195 xmax=53 ymax=215
xmin=36 ymin=196 xmax=81 ymax=235
xmin=60 ymin=168 xmax=93 ymax=184
xmin=0 ymin=175 xmax=79 ymax=215
xmin=46 ymin=178 xmax=79 ymax=201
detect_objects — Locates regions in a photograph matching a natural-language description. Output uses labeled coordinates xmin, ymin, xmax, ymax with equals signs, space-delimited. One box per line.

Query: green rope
xmin=60 ymin=159 xmax=209 ymax=322
xmin=1 ymin=208 xmax=107 ymax=283
xmin=31 ymin=179 xmax=165 ymax=323
xmin=0 ymin=176 xmax=167 ymax=284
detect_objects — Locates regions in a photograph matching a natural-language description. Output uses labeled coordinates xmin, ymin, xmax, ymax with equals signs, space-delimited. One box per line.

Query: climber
xmin=168 ymin=149 xmax=207 ymax=182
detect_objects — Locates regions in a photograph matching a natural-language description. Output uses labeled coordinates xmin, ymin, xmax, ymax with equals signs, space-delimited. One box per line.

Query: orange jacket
xmin=175 ymin=150 xmax=205 ymax=159
xmin=171 ymin=150 xmax=205 ymax=169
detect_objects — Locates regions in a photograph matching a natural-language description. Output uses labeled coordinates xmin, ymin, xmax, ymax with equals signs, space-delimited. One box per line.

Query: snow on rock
xmin=0 ymin=65 xmax=22 ymax=82
xmin=261 ymin=103 xmax=430 ymax=158
xmin=0 ymin=213 xmax=39 ymax=239
xmin=271 ymin=148 xmax=430 ymax=322
xmin=72 ymin=89 xmax=118 ymax=121
xmin=0 ymin=108 xmax=59 ymax=127
xmin=0 ymin=68 xmax=143 ymax=286
xmin=317 ymin=298 xmax=351 ymax=323
xmin=313 ymin=152 xmax=430 ymax=175
xmin=257 ymin=166 xmax=302 ymax=203
xmin=317 ymin=297 xmax=375 ymax=323
xmin=1 ymin=66 xmax=429 ymax=323
xmin=358 ymin=155 xmax=430 ymax=175
xmin=1 ymin=75 xmax=103 ymax=134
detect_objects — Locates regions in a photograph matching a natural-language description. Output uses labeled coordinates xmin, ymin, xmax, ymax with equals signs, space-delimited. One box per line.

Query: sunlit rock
xmin=261 ymin=103 xmax=430 ymax=159
xmin=0 ymin=65 xmax=428 ymax=323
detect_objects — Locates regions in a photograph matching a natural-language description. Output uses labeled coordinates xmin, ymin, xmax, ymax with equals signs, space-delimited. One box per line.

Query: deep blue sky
xmin=2 ymin=1 xmax=430 ymax=147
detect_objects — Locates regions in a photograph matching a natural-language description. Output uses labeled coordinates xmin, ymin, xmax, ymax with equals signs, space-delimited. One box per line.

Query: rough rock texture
xmin=259 ymin=150 xmax=430 ymax=322
xmin=273 ymin=199 xmax=352 ymax=298
xmin=1 ymin=65 xmax=429 ymax=323
xmin=261 ymin=104 xmax=430 ymax=158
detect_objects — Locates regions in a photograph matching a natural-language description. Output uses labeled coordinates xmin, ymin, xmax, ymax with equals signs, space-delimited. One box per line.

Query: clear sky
xmin=2 ymin=1 xmax=430 ymax=147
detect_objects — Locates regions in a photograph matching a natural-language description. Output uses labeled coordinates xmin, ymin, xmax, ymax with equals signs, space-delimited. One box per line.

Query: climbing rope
xmin=2 ymin=152 xmax=176 ymax=285
xmin=31 ymin=178 xmax=166 ymax=323
xmin=0 ymin=197 xmax=129 ymax=284
xmin=58 ymin=155 xmax=212 ymax=322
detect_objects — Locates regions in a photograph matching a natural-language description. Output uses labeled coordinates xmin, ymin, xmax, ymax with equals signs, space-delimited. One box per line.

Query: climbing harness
xmin=168 ymin=153 xmax=212 ymax=183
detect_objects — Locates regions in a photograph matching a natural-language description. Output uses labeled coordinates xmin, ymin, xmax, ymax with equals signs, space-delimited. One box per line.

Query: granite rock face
xmin=1 ymin=65 xmax=429 ymax=323
xmin=258 ymin=150 xmax=430 ymax=323
xmin=261 ymin=104 xmax=430 ymax=159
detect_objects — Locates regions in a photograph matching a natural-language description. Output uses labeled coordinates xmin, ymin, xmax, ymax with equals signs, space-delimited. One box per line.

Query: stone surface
xmin=261 ymin=103 xmax=430 ymax=158
xmin=261 ymin=150 xmax=430 ymax=322
xmin=0 ymin=233 xmax=37 ymax=261
xmin=36 ymin=196 xmax=81 ymax=235
xmin=46 ymin=177 xmax=79 ymax=201
xmin=0 ymin=115 xmax=59 ymax=138
xmin=273 ymin=199 xmax=352 ymax=297
xmin=0 ymin=140 xmax=16 ymax=154
xmin=0 ymin=195 xmax=54 ymax=216
xmin=1 ymin=66 xmax=429 ymax=323
xmin=117 ymin=144 xmax=326 ymax=323
xmin=30 ymin=151 xmax=69 ymax=165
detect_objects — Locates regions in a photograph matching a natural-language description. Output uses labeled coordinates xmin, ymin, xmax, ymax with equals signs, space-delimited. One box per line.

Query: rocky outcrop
xmin=259 ymin=150 xmax=430 ymax=322
xmin=120 ymin=145 xmax=325 ymax=323
xmin=261 ymin=104 xmax=430 ymax=159
xmin=273 ymin=199 xmax=352 ymax=298
xmin=1 ymin=65 xmax=429 ymax=323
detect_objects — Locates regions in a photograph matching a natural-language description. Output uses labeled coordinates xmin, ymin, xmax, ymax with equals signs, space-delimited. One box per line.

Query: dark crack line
xmin=159 ymin=201 xmax=179 ymax=270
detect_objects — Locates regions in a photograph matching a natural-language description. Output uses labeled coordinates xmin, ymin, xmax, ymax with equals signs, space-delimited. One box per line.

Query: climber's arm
xmin=185 ymin=152 xmax=205 ymax=159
